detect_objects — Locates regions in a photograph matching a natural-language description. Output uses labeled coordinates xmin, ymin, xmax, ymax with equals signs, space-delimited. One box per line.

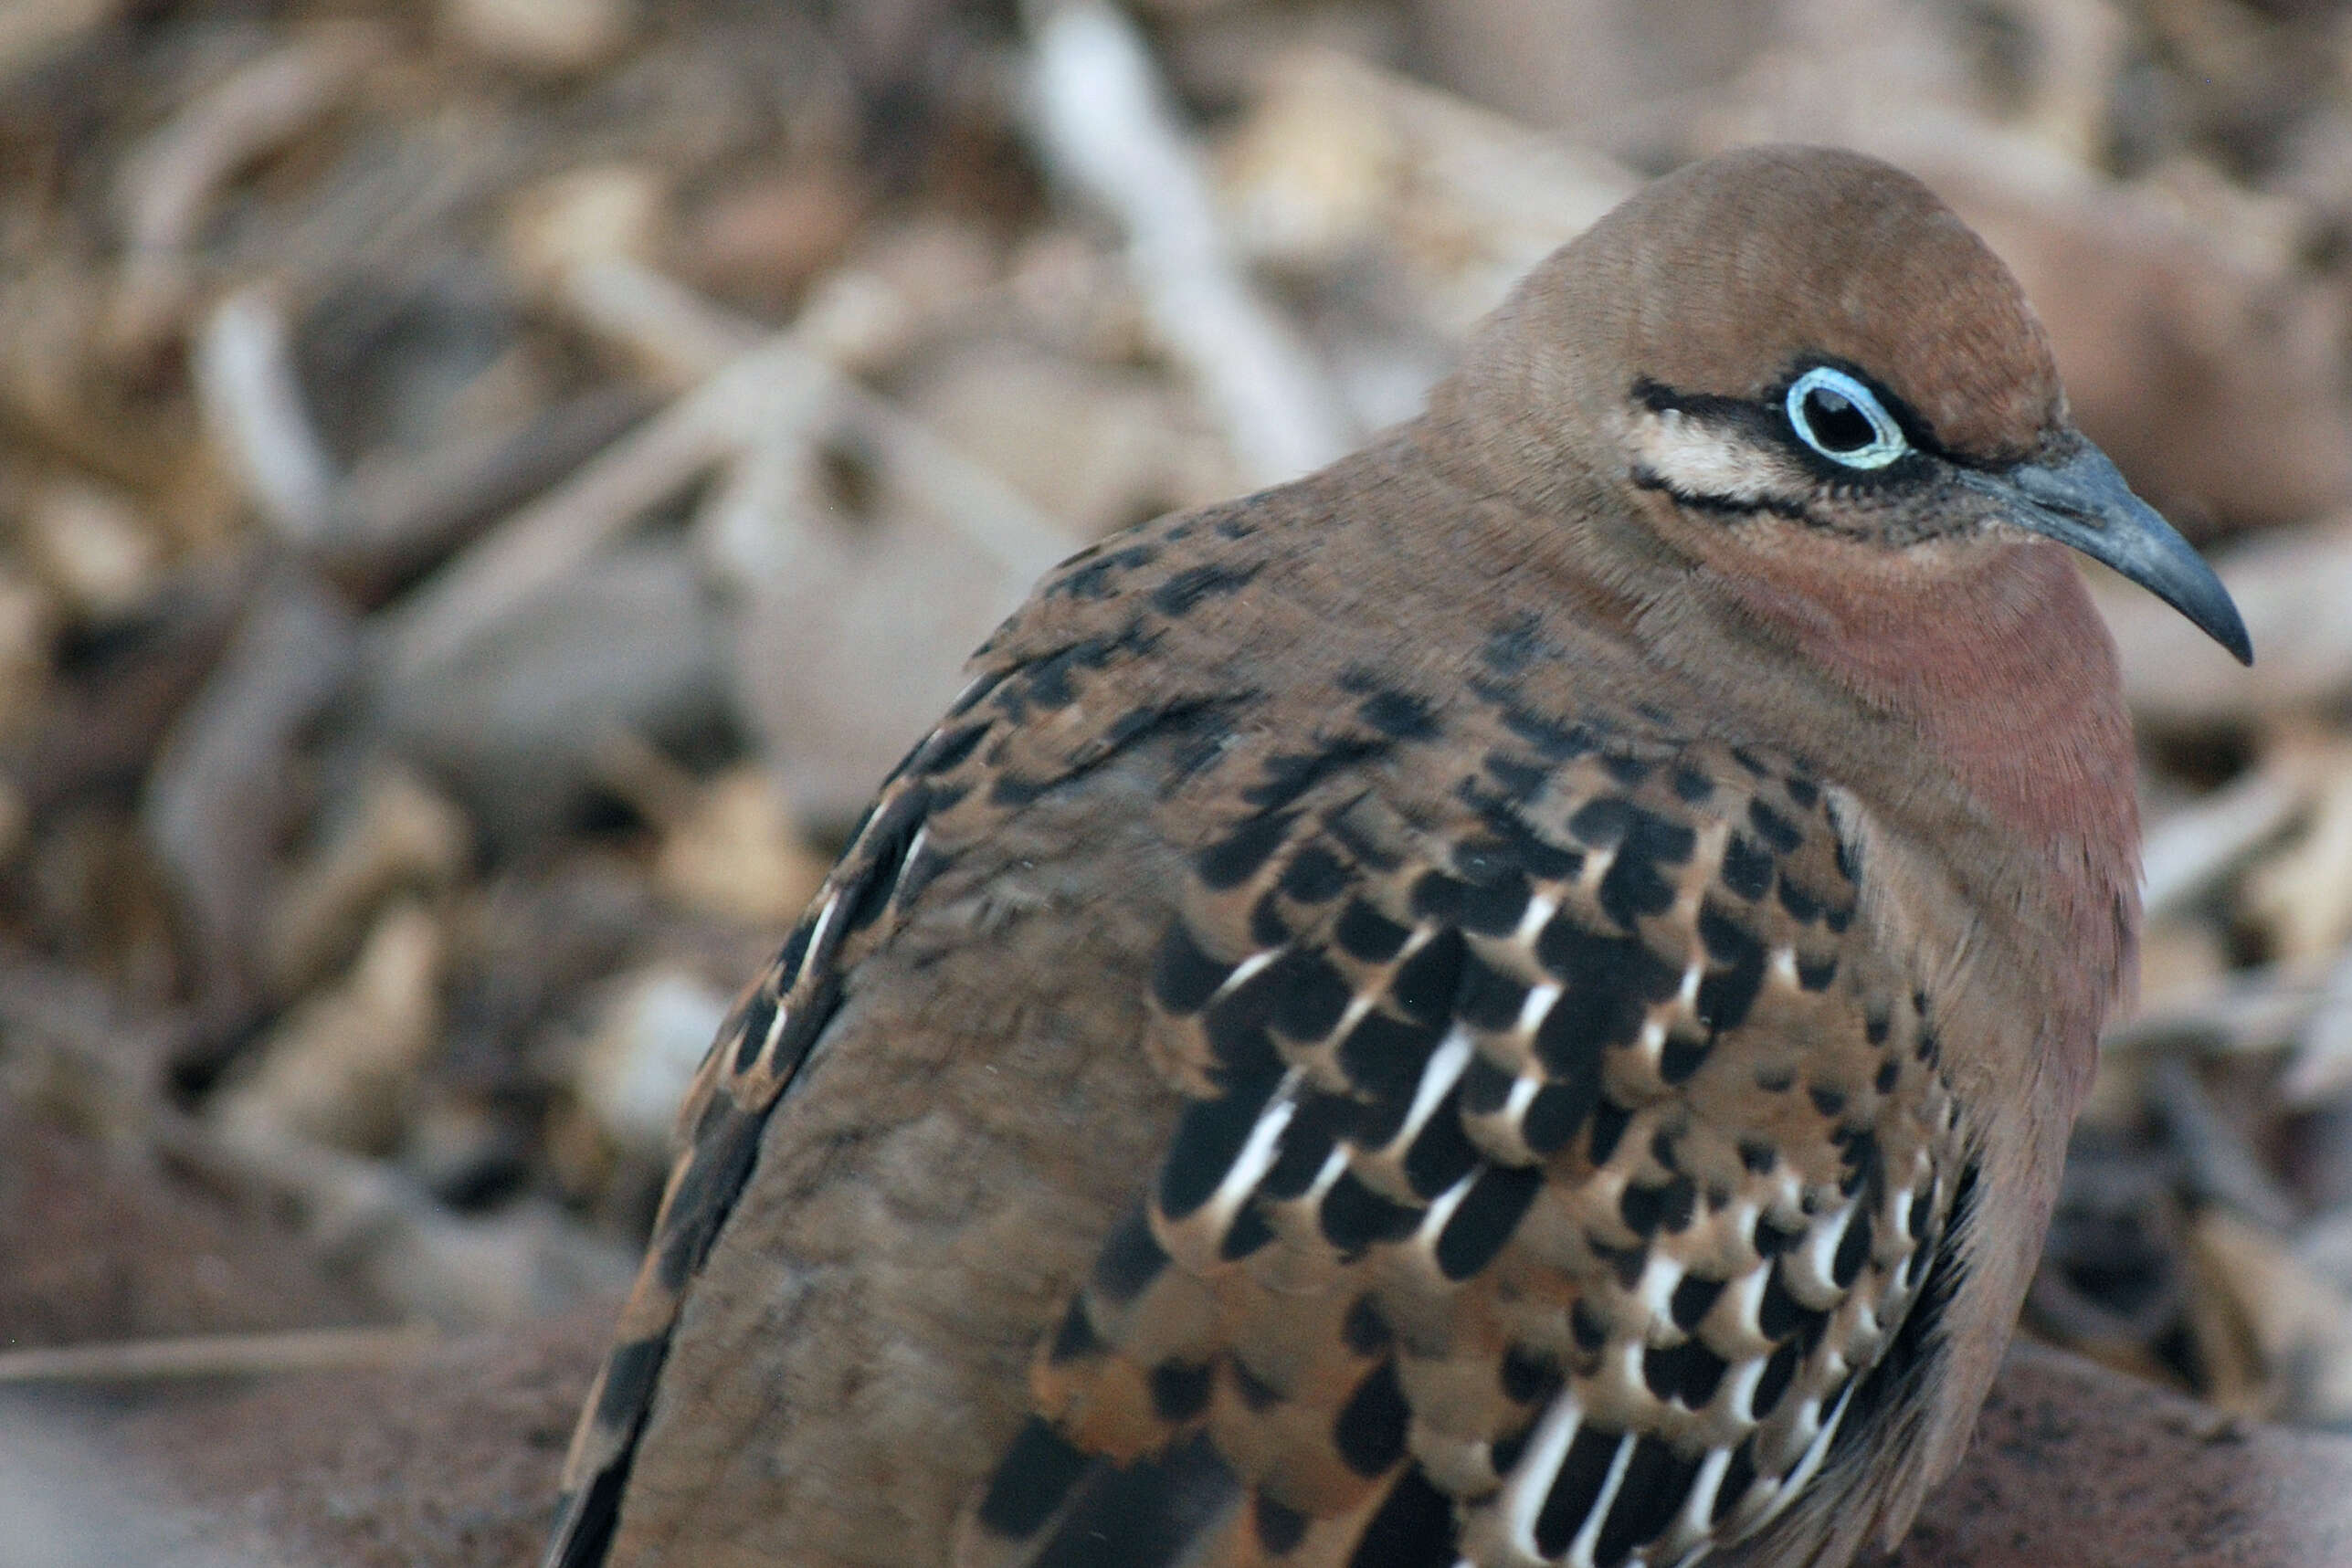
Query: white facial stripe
xmin=1629 ymin=407 xmax=1802 ymax=507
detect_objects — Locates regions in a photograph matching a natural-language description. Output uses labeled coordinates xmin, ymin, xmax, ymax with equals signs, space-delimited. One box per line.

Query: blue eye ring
xmin=1785 ymin=366 xmax=1907 ymax=469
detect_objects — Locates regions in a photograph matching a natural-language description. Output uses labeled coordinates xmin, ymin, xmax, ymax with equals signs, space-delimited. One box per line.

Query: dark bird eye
xmin=1786 ymin=367 xmax=1905 ymax=469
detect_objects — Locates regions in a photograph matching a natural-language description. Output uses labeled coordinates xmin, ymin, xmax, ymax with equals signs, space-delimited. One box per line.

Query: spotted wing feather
xmin=965 ymin=731 xmax=1970 ymax=1568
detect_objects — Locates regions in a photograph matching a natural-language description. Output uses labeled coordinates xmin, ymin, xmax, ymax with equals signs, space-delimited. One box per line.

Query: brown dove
xmin=543 ymin=143 xmax=2251 ymax=1568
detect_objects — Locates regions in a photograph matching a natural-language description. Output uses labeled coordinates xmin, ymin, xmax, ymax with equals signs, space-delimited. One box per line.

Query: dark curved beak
xmin=1960 ymin=438 xmax=2252 ymax=666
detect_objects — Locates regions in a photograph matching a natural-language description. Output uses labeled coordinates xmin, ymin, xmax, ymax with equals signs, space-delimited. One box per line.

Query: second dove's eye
xmin=1786 ymin=366 xmax=1906 ymax=469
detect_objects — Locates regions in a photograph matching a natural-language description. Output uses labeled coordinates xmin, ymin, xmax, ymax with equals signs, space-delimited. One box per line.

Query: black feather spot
xmin=1344 ymin=1293 xmax=1393 ymax=1356
xmin=1758 ymin=1268 xmax=1829 ymax=1352
xmin=1747 ymin=798 xmax=1804 ymax=853
xmin=1570 ymin=1299 xmax=1607 ymax=1352
xmin=1483 ymin=752 xmax=1549 ymax=804
xmin=1643 ymin=1337 xmax=1729 ymax=1406
xmin=1403 ymin=1090 xmax=1480 ymax=1197
xmin=1671 ymin=1274 xmax=1725 ymax=1331
xmin=1197 ymin=812 xmax=1295 ymax=891
xmin=1619 ymin=1176 xmax=1696 ymax=1238
xmin=1231 ymin=1359 xmax=1284 ymax=1413
xmin=1436 ymin=1163 xmax=1543 ymax=1280
xmin=1456 ymin=951 xmax=1531 ymax=1031
xmin=1534 ymin=1426 xmax=1623 ymax=1558
xmin=1832 ymin=1206 xmax=1873 ymax=1289
xmin=917 ymin=720 xmax=989 ymax=773
xmin=1587 ymin=1099 xmax=1631 ymax=1165
xmin=1201 ymin=985 xmax=1282 ymax=1081
xmin=1409 ymin=870 xmax=1468 ymax=923
xmin=1334 ymin=899 xmax=1411 ymax=963
xmin=1566 ymin=795 xmax=1633 ymax=848
xmin=657 ymin=1092 xmax=777 ymax=1293
xmin=1798 ymin=954 xmax=1838 ymax=991
xmin=1524 ymin=1076 xmax=1598 ymax=1155
xmin=1839 ymin=1128 xmax=1882 ymax=1199
xmin=1359 ymin=689 xmax=1440 ymax=740
xmin=594 ymin=1336 xmax=664 ymax=1432
xmin=1461 ymin=1053 xmax=1514 ymax=1115
xmin=1334 ymin=1009 xmax=1447 ymax=1105
xmin=1718 ymin=832 xmax=1775 ymax=900
xmin=1457 ymin=868 xmax=1534 ymax=936
xmin=1093 ymin=1206 xmax=1169 ymax=1302
xmin=1694 ymin=921 xmax=1767 ymax=1036
xmin=1389 ymin=929 xmax=1466 ymax=1024
xmin=1532 ymin=921 xmax=1678 ymax=1070
xmin=1157 ymin=1069 xmax=1284 ymax=1220
xmin=1345 ymin=1467 xmax=1457 ymax=1568
xmin=1595 ymin=1437 xmax=1698 ymax=1565
xmin=1245 ymin=739 xmax=1388 ymax=814
xmin=1271 ymin=950 xmax=1354 ymax=1043
xmin=1281 ymin=846 xmax=1352 ymax=903
xmin=1049 ymin=1299 xmax=1102 ymax=1363
xmin=1753 ymin=1213 xmax=1804 ymax=1258
xmin=731 ymin=992 xmax=777 ymax=1073
xmin=1713 ymin=1436 xmax=1759 ymax=1524
xmin=1255 ymin=1496 xmax=1310 ymax=1555
xmin=1152 ymin=923 xmax=1232 ymax=1016
xmin=976 ymin=1416 xmax=1093 ymax=1539
xmin=1659 ymin=1031 xmax=1710 ymax=1084
xmin=1334 ymin=1360 xmax=1410 ymax=1477
xmin=1501 ymin=705 xmax=1598 ymax=762
xmin=1751 ymin=1340 xmax=1801 ymax=1420
xmin=1262 ymin=1091 xmax=1348 ymax=1200
xmin=1321 ymin=1172 xmax=1422 ymax=1253
xmin=1219 ymin=1200 xmax=1276 ymax=1260
xmin=1501 ymin=1344 xmax=1561 ymax=1404
xmin=1602 ymin=752 xmax=1653 ymax=787
xmin=1153 ymin=561 xmax=1263 ymax=616
xmin=1150 ymin=1360 xmax=1215 ymax=1422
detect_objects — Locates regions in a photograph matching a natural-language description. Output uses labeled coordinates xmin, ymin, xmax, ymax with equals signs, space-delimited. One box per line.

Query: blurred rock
xmin=439 ymin=0 xmax=634 ymax=75
xmin=0 ymin=0 xmax=120 ymax=87
xmin=729 ymin=459 xmax=1038 ymax=827
xmin=1221 ymin=50 xmax=1639 ymax=334
xmin=2189 ymin=1208 xmax=2352 ymax=1427
xmin=2243 ymin=737 xmax=2352 ymax=965
xmin=1413 ymin=0 xmax=1784 ymax=162
xmin=374 ymin=543 xmax=727 ymax=849
xmin=900 ymin=334 xmax=1226 ymax=535
xmin=262 ymin=763 xmax=472 ymax=1000
xmin=643 ymin=763 xmax=828 ymax=928
xmin=573 ymin=963 xmax=729 ymax=1162
xmin=216 ymin=899 xmax=446 ymax=1155
xmin=143 ymin=571 xmax=357 ymax=1009
xmin=672 ymin=163 xmax=870 ymax=310
xmin=0 ymin=563 xmax=55 ymax=733
xmin=20 ymin=476 xmax=167 ymax=624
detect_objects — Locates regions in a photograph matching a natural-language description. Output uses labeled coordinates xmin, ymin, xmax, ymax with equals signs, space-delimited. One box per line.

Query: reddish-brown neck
xmin=1703 ymin=534 xmax=2139 ymax=1065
